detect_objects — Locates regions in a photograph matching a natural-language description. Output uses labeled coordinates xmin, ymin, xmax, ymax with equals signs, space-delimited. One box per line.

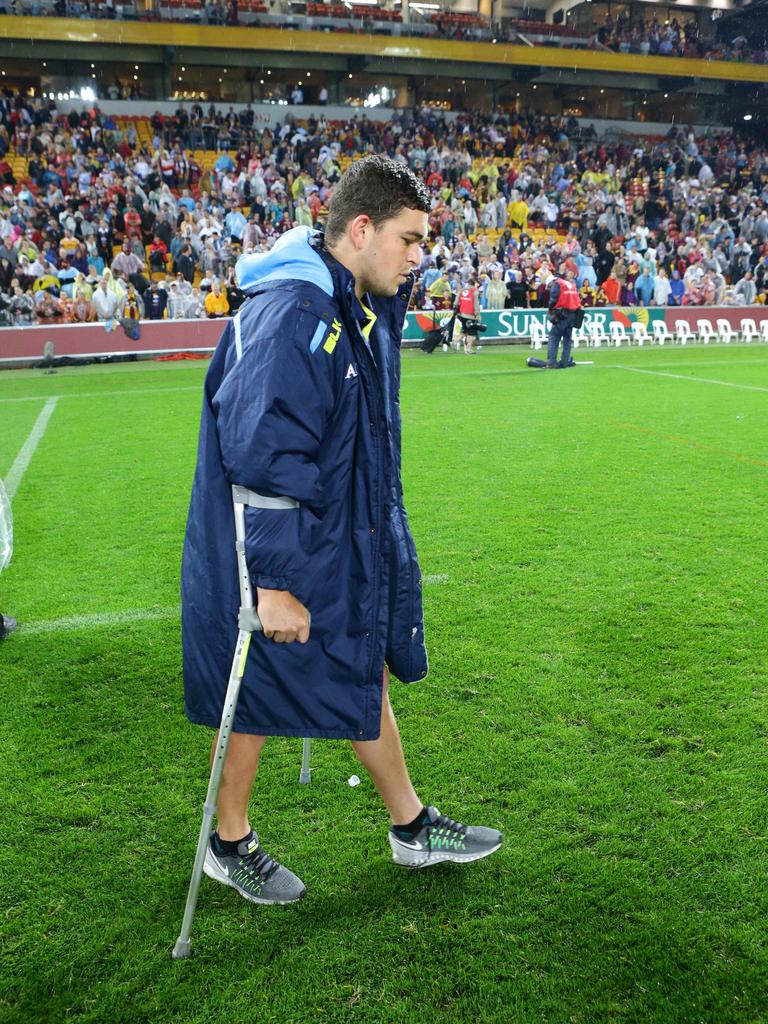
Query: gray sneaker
xmin=389 ymin=806 xmax=502 ymax=869
xmin=203 ymin=832 xmax=306 ymax=905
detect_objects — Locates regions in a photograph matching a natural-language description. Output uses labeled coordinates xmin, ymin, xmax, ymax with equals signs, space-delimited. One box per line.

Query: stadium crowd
xmin=1 ymin=93 xmax=767 ymax=328
xmin=592 ymin=12 xmax=765 ymax=64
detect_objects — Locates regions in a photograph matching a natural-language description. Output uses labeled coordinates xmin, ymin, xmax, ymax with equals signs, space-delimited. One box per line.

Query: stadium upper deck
xmin=0 ymin=2 xmax=766 ymax=126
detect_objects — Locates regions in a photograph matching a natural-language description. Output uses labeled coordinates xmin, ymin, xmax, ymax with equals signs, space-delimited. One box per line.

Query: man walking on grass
xmin=181 ymin=157 xmax=502 ymax=906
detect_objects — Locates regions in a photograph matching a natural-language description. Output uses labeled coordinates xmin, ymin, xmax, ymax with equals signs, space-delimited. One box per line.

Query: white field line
xmin=19 ymin=579 xmax=449 ymax=634
xmin=607 ymin=358 xmax=768 ymax=369
xmin=2 ymin=359 xmax=768 ymax=403
xmin=0 ymin=385 xmax=201 ymax=405
xmin=613 ymin=366 xmax=768 ymax=394
xmin=19 ymin=607 xmax=180 ymax=636
xmin=3 ymin=398 xmax=59 ymax=499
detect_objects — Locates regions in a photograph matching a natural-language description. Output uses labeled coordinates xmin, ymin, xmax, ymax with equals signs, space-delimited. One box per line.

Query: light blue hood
xmin=235 ymin=226 xmax=334 ymax=297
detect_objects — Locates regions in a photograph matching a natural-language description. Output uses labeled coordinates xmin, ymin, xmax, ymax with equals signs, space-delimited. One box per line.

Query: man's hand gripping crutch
xmin=172 ymin=484 xmax=311 ymax=960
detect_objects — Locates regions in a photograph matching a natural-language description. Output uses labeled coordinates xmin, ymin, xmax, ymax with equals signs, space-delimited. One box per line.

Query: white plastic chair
xmin=609 ymin=322 xmax=629 ymax=347
xmin=716 ymin=319 xmax=735 ymax=344
xmin=530 ymin=320 xmax=547 ymax=350
xmin=674 ymin=320 xmax=695 ymax=346
xmin=630 ymin=322 xmax=650 ymax=347
xmin=697 ymin=320 xmax=716 ymax=345
xmin=572 ymin=324 xmax=586 ymax=349
xmin=587 ymin=321 xmax=607 ymax=348
xmin=652 ymin=322 xmax=673 ymax=347
xmin=740 ymin=318 xmax=759 ymax=343
xmin=761 ymin=320 xmax=768 ymax=343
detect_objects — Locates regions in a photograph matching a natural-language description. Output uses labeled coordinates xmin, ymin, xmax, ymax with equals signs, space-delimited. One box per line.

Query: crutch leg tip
xmin=298 ymin=771 xmax=311 ymax=784
xmin=172 ymin=939 xmax=192 ymax=960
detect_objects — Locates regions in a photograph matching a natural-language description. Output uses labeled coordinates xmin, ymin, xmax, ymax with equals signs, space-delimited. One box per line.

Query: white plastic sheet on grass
xmin=0 ymin=479 xmax=12 ymax=572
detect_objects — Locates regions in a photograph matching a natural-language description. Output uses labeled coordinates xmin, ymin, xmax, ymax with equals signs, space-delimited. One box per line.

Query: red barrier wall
xmin=0 ymin=318 xmax=224 ymax=364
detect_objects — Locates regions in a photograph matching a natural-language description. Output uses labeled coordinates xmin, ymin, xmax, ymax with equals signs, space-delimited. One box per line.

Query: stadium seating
xmin=630 ymin=322 xmax=649 ymax=347
xmin=609 ymin=322 xmax=629 ymax=347
xmin=571 ymin=324 xmax=587 ymax=348
xmin=674 ymin=321 xmax=695 ymax=346
xmin=715 ymin=319 xmax=736 ymax=344
xmin=587 ymin=322 xmax=607 ymax=348
xmin=652 ymin=322 xmax=673 ymax=346
xmin=740 ymin=317 xmax=759 ymax=343
xmin=529 ymin=320 xmax=546 ymax=349
xmin=697 ymin=320 xmax=717 ymax=345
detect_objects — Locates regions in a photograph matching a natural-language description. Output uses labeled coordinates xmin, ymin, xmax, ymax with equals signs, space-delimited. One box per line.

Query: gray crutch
xmin=172 ymin=485 xmax=311 ymax=960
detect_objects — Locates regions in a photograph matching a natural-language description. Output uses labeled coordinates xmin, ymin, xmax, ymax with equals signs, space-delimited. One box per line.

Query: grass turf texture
xmin=1 ymin=345 xmax=767 ymax=1024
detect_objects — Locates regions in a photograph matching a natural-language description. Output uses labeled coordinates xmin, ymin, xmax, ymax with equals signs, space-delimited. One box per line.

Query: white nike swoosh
xmin=208 ymin=850 xmax=229 ymax=875
xmin=395 ymin=838 xmax=424 ymax=850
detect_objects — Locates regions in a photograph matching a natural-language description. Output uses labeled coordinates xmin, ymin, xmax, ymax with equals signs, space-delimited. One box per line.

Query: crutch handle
xmin=238 ymin=607 xmax=263 ymax=631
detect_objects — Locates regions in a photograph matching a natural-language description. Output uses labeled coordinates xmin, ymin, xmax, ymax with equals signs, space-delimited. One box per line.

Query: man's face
xmin=357 ymin=207 xmax=428 ymax=298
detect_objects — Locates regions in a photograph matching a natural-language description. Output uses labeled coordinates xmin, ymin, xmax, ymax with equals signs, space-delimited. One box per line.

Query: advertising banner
xmin=403 ymin=307 xmax=768 ymax=343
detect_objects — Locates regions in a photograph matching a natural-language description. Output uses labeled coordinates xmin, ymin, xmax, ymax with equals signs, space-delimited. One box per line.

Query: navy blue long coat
xmin=181 ymin=227 xmax=428 ymax=740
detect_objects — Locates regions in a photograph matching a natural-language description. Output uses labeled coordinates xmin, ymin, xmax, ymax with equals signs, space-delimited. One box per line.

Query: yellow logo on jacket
xmin=324 ymin=319 xmax=342 ymax=354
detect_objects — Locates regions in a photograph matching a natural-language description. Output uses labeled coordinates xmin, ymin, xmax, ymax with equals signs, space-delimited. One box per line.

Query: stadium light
xmin=743 ymin=113 xmax=753 ymax=121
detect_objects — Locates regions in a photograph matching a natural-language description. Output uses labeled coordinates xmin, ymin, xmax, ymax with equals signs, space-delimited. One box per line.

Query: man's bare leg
xmin=204 ymin=731 xmax=306 ymax=904
xmin=212 ymin=731 xmax=266 ymax=841
xmin=351 ymin=669 xmax=423 ymax=824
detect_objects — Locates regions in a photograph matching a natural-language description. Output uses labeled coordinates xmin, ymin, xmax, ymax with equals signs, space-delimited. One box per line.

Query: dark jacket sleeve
xmin=212 ymin=312 xmax=336 ymax=591
xmin=548 ymin=280 xmax=561 ymax=310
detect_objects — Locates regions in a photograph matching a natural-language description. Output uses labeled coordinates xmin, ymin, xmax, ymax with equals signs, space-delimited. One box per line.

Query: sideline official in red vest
xmin=547 ymin=265 xmax=583 ymax=368
xmin=454 ymin=276 xmax=481 ymax=354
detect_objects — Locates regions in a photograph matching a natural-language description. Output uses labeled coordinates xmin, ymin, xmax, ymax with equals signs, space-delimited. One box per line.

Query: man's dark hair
xmin=325 ymin=156 xmax=430 ymax=246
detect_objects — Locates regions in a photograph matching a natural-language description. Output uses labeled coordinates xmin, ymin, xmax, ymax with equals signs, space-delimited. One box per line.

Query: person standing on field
xmin=455 ymin=274 xmax=481 ymax=354
xmin=546 ymin=264 xmax=582 ymax=369
xmin=181 ymin=156 xmax=502 ymax=908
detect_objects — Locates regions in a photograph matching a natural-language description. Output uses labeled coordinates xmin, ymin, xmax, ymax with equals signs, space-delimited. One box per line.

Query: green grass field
xmin=1 ymin=343 xmax=767 ymax=1024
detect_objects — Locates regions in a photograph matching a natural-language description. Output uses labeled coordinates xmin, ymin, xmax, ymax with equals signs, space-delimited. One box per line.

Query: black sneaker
xmin=389 ymin=806 xmax=502 ymax=869
xmin=203 ymin=832 xmax=306 ymax=905
xmin=0 ymin=615 xmax=17 ymax=640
